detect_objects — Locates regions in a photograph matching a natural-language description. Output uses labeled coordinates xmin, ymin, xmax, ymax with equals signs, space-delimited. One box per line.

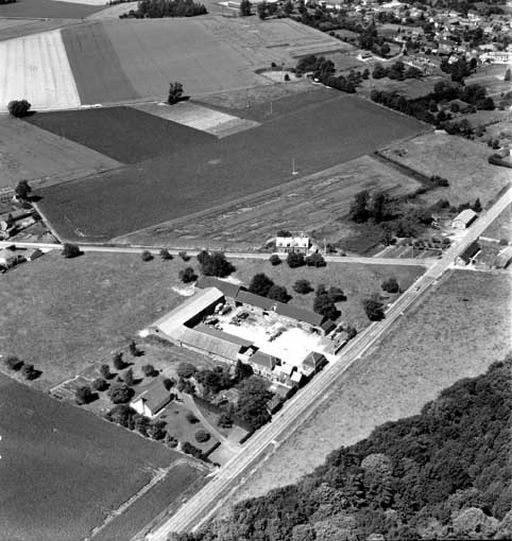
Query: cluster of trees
xmin=440 ymin=56 xmax=477 ymax=83
xmin=362 ymin=296 xmax=385 ymax=320
xmin=256 ymin=0 xmax=278 ymax=19
xmin=180 ymin=357 xmax=512 ymax=541
xmin=249 ymin=273 xmax=290 ymax=303
xmin=372 ymin=61 xmax=422 ymax=81
xmin=4 ymin=355 xmax=40 ymax=380
xmin=349 ymin=190 xmax=396 ymax=225
xmin=197 ymin=251 xmax=235 ymax=278
xmin=239 ymin=0 xmax=251 ymax=15
xmin=295 ymin=55 xmax=356 ymax=93
xmin=62 ymin=243 xmax=81 ymax=259
xmin=106 ymin=404 xmax=168 ymax=440
xmin=313 ymin=284 xmax=343 ymax=321
xmin=8 ymin=99 xmax=31 ymax=118
xmin=120 ymin=0 xmax=207 ymax=18
xmin=0 ymin=0 xmax=17 ymax=4
xmin=168 ymin=81 xmax=183 ymax=105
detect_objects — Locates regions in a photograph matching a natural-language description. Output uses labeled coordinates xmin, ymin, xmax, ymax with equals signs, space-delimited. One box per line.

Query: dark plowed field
xmin=0 ymin=0 xmax=103 ymax=19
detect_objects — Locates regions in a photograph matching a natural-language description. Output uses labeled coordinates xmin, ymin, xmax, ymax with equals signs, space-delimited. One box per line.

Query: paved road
xmin=145 ymin=186 xmax=512 ymax=540
xmin=0 ymin=240 xmax=432 ymax=267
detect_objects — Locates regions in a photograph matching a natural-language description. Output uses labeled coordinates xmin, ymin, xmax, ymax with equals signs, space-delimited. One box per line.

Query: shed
xmin=456 ymin=241 xmax=480 ymax=265
xmin=452 ymin=208 xmax=478 ymax=229
xmin=24 ymin=248 xmax=43 ymax=262
xmin=130 ymin=379 xmax=171 ymax=418
xmin=494 ymin=246 xmax=512 ymax=269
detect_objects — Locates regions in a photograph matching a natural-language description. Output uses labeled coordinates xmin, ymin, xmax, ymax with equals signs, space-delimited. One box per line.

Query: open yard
xmin=0 ymin=0 xmax=104 ymax=18
xmin=27 ymin=106 xmax=215 ymax=164
xmin=36 ymin=91 xmax=425 ymax=242
xmin=116 ymin=155 xmax=422 ymax=250
xmin=0 ymin=251 xmax=205 ymax=390
xmin=0 ymin=115 xmax=121 ymax=189
xmin=379 ymin=132 xmax=511 ymax=207
xmin=227 ymin=259 xmax=425 ymax=330
xmin=0 ymin=372 xmax=201 ymax=541
xmin=232 ymin=269 xmax=511 ymax=503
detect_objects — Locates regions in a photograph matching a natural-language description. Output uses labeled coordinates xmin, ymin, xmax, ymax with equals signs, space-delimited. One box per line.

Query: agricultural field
xmin=227 ymin=258 xmax=425 ymax=330
xmin=27 ymin=106 xmax=214 ymax=164
xmin=0 ymin=0 xmax=104 ymax=18
xmin=466 ymin=64 xmax=511 ymax=97
xmin=379 ymin=132 xmax=511 ymax=207
xmin=482 ymin=203 xmax=512 ymax=242
xmin=0 ymin=116 xmax=121 ymax=189
xmin=233 ymin=269 xmax=511 ymax=503
xmin=0 ymin=29 xmax=80 ymax=113
xmin=0 ymin=372 xmax=198 ymax=541
xmin=37 ymin=91 xmax=425 ymax=242
xmin=0 ymin=250 xmax=203 ymax=390
xmin=0 ymin=18 xmax=81 ymax=41
xmin=116 ymin=155 xmax=422 ymax=250
xmin=358 ymin=74 xmax=448 ymax=100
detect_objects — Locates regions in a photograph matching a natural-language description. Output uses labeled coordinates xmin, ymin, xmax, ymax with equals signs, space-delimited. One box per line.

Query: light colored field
xmin=0 ymin=115 xmax=120 ymax=188
xmin=114 ymin=155 xmax=422 ymax=249
xmin=87 ymin=1 xmax=138 ymax=18
xmin=53 ymin=0 xmax=107 ymax=4
xmin=0 ymin=29 xmax=80 ymax=112
xmin=132 ymin=101 xmax=260 ymax=138
xmin=380 ymin=132 xmax=512 ymax=207
xmin=233 ymin=269 xmax=511 ymax=503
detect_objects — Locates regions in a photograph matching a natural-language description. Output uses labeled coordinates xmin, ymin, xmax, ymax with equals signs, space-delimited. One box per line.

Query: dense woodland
xmin=176 ymin=357 xmax=512 ymax=540
xmin=120 ymin=0 xmax=207 ymax=18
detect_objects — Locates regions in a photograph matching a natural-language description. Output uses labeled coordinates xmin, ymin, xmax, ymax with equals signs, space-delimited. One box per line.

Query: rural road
xmin=0 ymin=240 xmax=432 ymax=267
xmin=144 ymin=186 xmax=512 ymax=540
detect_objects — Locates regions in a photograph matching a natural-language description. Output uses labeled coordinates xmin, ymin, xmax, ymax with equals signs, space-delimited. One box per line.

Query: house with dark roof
xmin=456 ymin=241 xmax=481 ymax=266
xmin=130 ymin=379 xmax=172 ymax=418
xmin=301 ymin=351 xmax=328 ymax=378
xmin=249 ymin=351 xmax=280 ymax=377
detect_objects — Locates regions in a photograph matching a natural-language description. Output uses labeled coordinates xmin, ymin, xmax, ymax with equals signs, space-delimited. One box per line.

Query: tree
xmin=129 ymin=340 xmax=142 ymax=357
xmin=382 ymin=277 xmax=400 ymax=294
xmin=283 ymin=0 xmax=293 ymax=14
xmin=106 ymin=404 xmax=135 ymax=429
xmin=168 ymin=81 xmax=183 ymax=104
xmin=92 ymin=378 xmax=108 ymax=392
xmin=142 ymin=364 xmax=157 ymax=377
xmin=239 ymin=0 xmax=251 ymax=15
xmin=269 ymin=254 xmax=281 ymax=266
xmin=113 ymin=352 xmax=125 ymax=370
xmin=141 ymin=250 xmax=153 ymax=262
xmin=62 ymin=243 xmax=81 ymax=259
xmin=327 ymin=286 xmax=346 ymax=302
xmin=218 ymin=412 xmax=233 ymax=428
xmin=313 ymin=294 xmax=339 ymax=321
xmin=257 ymin=1 xmax=267 ymax=18
xmin=287 ymin=251 xmax=305 ymax=268
xmin=108 ymin=382 xmax=133 ymax=404
xmin=249 ymin=273 xmax=274 ymax=296
xmin=234 ymin=359 xmax=253 ymax=382
xmin=160 ymin=249 xmax=173 ymax=260
xmin=179 ymin=251 xmax=190 ymax=261
xmin=123 ymin=368 xmax=135 ymax=386
xmin=5 ymin=355 xmax=23 ymax=371
xmin=267 ymin=284 xmax=289 ymax=303
xmin=305 ymin=253 xmax=326 ymax=267
xmin=197 ymin=251 xmax=235 ymax=277
xmin=148 ymin=420 xmax=167 ymax=440
xmin=21 ymin=363 xmax=39 ymax=380
xmin=363 ymin=297 xmax=385 ymax=320
xmin=195 ymin=429 xmax=211 ymax=443
xmin=134 ymin=414 xmax=150 ymax=436
xmin=15 ymin=180 xmax=31 ymax=200
xmin=177 ymin=362 xmax=197 ymax=379
xmin=182 ymin=441 xmax=203 ymax=458
xmin=179 ymin=267 xmax=197 ymax=283
xmin=350 ymin=190 xmax=370 ymax=223
xmin=163 ymin=377 xmax=175 ymax=390
xmin=472 ymin=198 xmax=482 ymax=213
xmin=505 ymin=68 xmax=511 ymax=82
xmin=370 ymin=191 xmax=390 ymax=223
xmin=100 ymin=364 xmax=112 ymax=380
xmin=186 ymin=412 xmax=199 ymax=424
xmin=8 ymin=99 xmax=31 ymax=118
xmin=293 ymin=279 xmax=313 ymax=294
xmin=235 ymin=376 xmax=273 ymax=430
xmin=75 ymin=385 xmax=93 ymax=405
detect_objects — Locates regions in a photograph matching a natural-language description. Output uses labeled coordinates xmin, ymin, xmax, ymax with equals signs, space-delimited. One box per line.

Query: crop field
xmin=233 ymin=269 xmax=512 ymax=503
xmin=0 ymin=372 xmax=194 ymax=541
xmin=358 ymin=74 xmax=447 ymax=100
xmin=116 ymin=155 xmax=421 ymax=250
xmin=0 ymin=251 xmax=203 ymax=390
xmin=0 ymin=0 xmax=104 ymax=18
xmin=379 ymin=132 xmax=511 ymax=207
xmin=37 ymin=91 xmax=425 ymax=242
xmin=466 ymin=64 xmax=511 ymax=97
xmin=227 ymin=258 xmax=425 ymax=330
xmin=28 ymin=106 xmax=214 ymax=164
xmin=0 ymin=18 xmax=81 ymax=41
xmin=0 ymin=29 xmax=80 ymax=113
xmin=0 ymin=116 xmax=121 ymax=189
xmin=61 ymin=22 xmax=139 ymax=105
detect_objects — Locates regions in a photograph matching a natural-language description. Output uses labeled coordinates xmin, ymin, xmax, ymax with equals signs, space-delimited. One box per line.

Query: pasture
xmin=0 ymin=116 xmax=120 ymax=189
xmin=0 ymin=0 xmax=103 ymax=18
xmin=0 ymin=29 xmax=80 ymax=113
xmin=37 ymin=91 xmax=425 ymax=242
xmin=483 ymin=203 xmax=512 ymax=242
xmin=27 ymin=106 xmax=215 ymax=164
xmin=0 ymin=18 xmax=81 ymax=41
xmin=116 ymin=155 xmax=421 ymax=250
xmin=233 ymin=269 xmax=512 ymax=503
xmin=0 ymin=373 xmax=198 ymax=541
xmin=379 ymin=132 xmax=511 ymax=207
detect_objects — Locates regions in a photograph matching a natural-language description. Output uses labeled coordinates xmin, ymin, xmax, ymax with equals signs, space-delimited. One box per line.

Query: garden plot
xmin=0 ymin=30 xmax=80 ymax=112
xmin=133 ymin=102 xmax=260 ymax=138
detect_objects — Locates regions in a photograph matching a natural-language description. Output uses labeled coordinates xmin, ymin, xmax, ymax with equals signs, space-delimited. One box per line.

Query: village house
xmin=452 ymin=208 xmax=478 ymax=230
xmin=456 ymin=241 xmax=480 ymax=266
xmin=275 ymin=232 xmax=310 ymax=254
xmin=130 ymin=379 xmax=172 ymax=418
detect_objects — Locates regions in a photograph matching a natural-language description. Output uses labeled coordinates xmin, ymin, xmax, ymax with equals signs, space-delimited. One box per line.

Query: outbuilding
xmin=130 ymin=379 xmax=171 ymax=418
xmin=452 ymin=209 xmax=478 ymax=230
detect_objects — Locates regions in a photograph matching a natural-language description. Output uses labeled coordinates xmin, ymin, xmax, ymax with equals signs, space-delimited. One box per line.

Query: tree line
xmin=120 ymin=0 xmax=207 ymax=18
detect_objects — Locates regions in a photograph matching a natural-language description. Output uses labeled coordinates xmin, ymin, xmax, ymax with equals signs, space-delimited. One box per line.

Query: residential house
xmin=301 ymin=351 xmax=328 ymax=378
xmin=130 ymin=379 xmax=172 ymax=418
xmin=456 ymin=241 xmax=480 ymax=266
xmin=249 ymin=351 xmax=280 ymax=377
xmin=452 ymin=208 xmax=478 ymax=230
xmin=275 ymin=233 xmax=310 ymax=254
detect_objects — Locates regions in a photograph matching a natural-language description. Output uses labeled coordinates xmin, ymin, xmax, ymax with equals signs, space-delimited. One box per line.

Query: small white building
xmin=275 ymin=233 xmax=310 ymax=254
xmin=0 ymin=248 xmax=18 ymax=267
xmin=130 ymin=379 xmax=171 ymax=418
xmin=452 ymin=209 xmax=478 ymax=230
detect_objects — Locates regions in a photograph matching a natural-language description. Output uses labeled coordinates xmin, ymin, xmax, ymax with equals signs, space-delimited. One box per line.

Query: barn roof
xmin=180 ymin=328 xmax=242 ymax=361
xmin=250 ymin=351 xmax=279 ymax=370
xmin=196 ymin=276 xmax=241 ymax=299
xmin=194 ymin=324 xmax=253 ymax=347
xmin=453 ymin=208 xmax=477 ymax=225
xmin=132 ymin=379 xmax=171 ymax=415
xmin=459 ymin=241 xmax=480 ymax=262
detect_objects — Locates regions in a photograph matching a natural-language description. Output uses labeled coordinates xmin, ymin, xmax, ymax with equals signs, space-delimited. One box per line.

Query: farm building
xmin=456 ymin=241 xmax=481 ymax=266
xmin=452 ymin=209 xmax=478 ymax=230
xmin=0 ymin=248 xmax=20 ymax=267
xmin=130 ymin=379 xmax=172 ymax=418
xmin=301 ymin=351 xmax=328 ymax=378
xmin=23 ymin=248 xmax=43 ymax=262
xmin=494 ymin=246 xmax=512 ymax=269
xmin=249 ymin=351 xmax=280 ymax=377
xmin=275 ymin=233 xmax=310 ymax=254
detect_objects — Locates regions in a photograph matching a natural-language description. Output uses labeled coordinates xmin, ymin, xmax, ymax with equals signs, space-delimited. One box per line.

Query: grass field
xmin=0 ymin=0 xmax=104 ymax=18
xmin=466 ymin=64 xmax=511 ymax=97
xmin=379 ymin=132 xmax=511 ymax=207
xmin=0 ymin=372 xmax=195 ymax=541
xmin=116 ymin=155 xmax=422 ymax=250
xmin=358 ymin=74 xmax=448 ymax=100
xmin=233 ymin=269 xmax=511 ymax=503
xmin=226 ymin=258 xmax=425 ymax=330
xmin=0 ymin=251 xmax=202 ymax=390
xmin=61 ymin=21 xmax=139 ymax=105
xmin=27 ymin=106 xmax=215 ymax=164
xmin=0 ymin=18 xmax=82 ymax=41
xmin=482 ymin=203 xmax=512 ymax=242
xmin=0 ymin=29 xmax=80 ymax=113
xmin=0 ymin=115 xmax=121 ymax=189
xmin=37 ymin=91 xmax=425 ymax=242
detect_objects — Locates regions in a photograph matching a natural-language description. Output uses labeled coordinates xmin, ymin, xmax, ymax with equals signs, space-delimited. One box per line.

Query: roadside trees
xmin=179 ymin=267 xmax=197 ymax=283
xmin=168 ymin=82 xmax=183 ymax=105
xmin=160 ymin=249 xmax=173 ymax=261
xmin=249 ymin=273 xmax=274 ymax=296
xmin=8 ymin=99 xmax=31 ymax=118
xmin=15 ymin=180 xmax=31 ymax=200
xmin=269 ymin=254 xmax=281 ymax=266
xmin=305 ymin=253 xmax=326 ymax=267
xmin=197 ymin=251 xmax=235 ymax=277
xmin=75 ymin=385 xmax=94 ymax=405
xmin=363 ymin=297 xmax=385 ymax=321
xmin=287 ymin=251 xmax=305 ymax=268
xmin=141 ymin=250 xmax=153 ymax=261
xmin=239 ymin=0 xmax=251 ymax=15
xmin=62 ymin=243 xmax=81 ymax=259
